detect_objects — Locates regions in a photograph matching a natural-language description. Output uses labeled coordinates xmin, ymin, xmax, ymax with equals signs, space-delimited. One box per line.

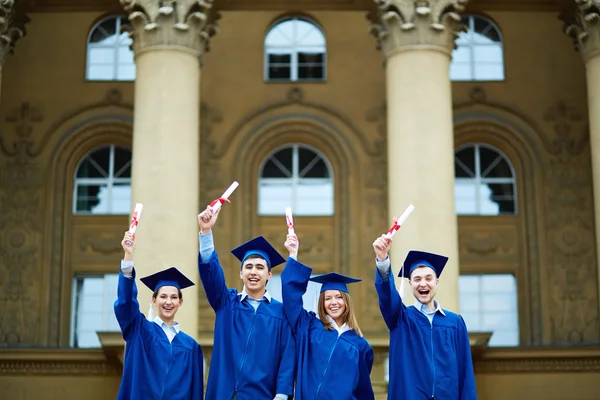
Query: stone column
xmin=563 ymin=0 xmax=600 ymax=315
xmin=120 ymin=0 xmax=218 ymax=338
xmin=0 ymin=0 xmax=28 ymax=104
xmin=369 ymin=0 xmax=467 ymax=312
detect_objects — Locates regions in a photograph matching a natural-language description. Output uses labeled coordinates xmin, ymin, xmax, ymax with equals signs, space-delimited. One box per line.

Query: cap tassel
xmin=399 ymin=265 xmax=406 ymax=300
xmin=147 ymin=301 xmax=155 ymax=321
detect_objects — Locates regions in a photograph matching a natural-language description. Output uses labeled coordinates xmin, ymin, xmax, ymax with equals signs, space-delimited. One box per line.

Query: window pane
xmin=117 ymin=64 xmax=136 ymax=81
xmin=295 ymin=181 xmax=333 ymax=215
xmin=477 ymin=184 xmax=500 ymax=215
xmin=298 ymin=65 xmax=324 ymax=80
xmin=273 ymin=148 xmax=293 ymax=172
xmin=449 ymin=62 xmax=472 ymax=81
xmin=117 ymin=46 xmax=134 ymax=64
xmin=298 ymin=52 xmax=324 ymax=63
xmin=262 ymin=159 xmax=289 ymax=178
xmin=268 ymin=53 xmax=291 ymax=64
xmin=76 ymin=184 xmax=105 ymax=213
xmin=268 ymin=66 xmax=291 ymax=80
xmin=301 ymin=158 xmax=329 ymax=178
xmin=111 ymin=183 xmax=132 ymax=214
xmin=87 ymin=65 xmax=115 ymax=80
xmin=455 ymin=147 xmax=476 ymax=176
xmin=451 ymin=46 xmax=471 ymax=63
xmin=259 ymin=182 xmax=293 ymax=215
xmin=473 ymin=45 xmax=502 ymax=63
xmin=89 ymin=47 xmax=116 ymax=64
xmin=454 ymin=180 xmax=477 ymax=215
xmin=474 ymin=63 xmax=504 ymax=81
xmin=114 ymin=148 xmax=132 ymax=177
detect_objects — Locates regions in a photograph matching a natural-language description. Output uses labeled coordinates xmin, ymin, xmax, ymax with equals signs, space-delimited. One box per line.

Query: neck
xmin=424 ymin=299 xmax=436 ymax=312
xmin=244 ymin=286 xmax=266 ymax=300
xmin=159 ymin=315 xmax=175 ymax=326
xmin=334 ymin=317 xmax=345 ymax=327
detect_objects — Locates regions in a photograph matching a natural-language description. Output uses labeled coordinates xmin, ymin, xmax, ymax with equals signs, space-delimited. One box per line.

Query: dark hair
xmin=241 ymin=254 xmax=271 ymax=270
xmin=152 ymin=287 xmax=183 ymax=299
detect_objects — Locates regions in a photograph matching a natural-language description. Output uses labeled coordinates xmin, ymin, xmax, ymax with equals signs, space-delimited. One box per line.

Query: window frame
xmin=258 ymin=143 xmax=334 ymax=216
xmin=263 ymin=17 xmax=327 ymax=83
xmin=451 ymin=14 xmax=505 ymax=82
xmin=454 ymin=143 xmax=518 ymax=216
xmin=85 ymin=14 xmax=135 ymax=82
xmin=72 ymin=144 xmax=132 ymax=215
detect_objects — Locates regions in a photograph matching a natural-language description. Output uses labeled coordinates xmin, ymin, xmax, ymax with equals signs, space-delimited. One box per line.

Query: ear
xmin=179 ymin=297 xmax=183 ymax=306
xmin=239 ymin=269 xmax=244 ymax=280
xmin=152 ymin=297 xmax=157 ymax=306
xmin=267 ymin=270 xmax=273 ymax=280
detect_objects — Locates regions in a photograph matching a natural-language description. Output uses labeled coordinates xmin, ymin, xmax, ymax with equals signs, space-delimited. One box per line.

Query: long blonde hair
xmin=318 ymin=290 xmax=363 ymax=337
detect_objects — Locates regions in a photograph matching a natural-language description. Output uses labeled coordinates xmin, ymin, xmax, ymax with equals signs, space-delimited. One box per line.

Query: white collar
xmin=238 ymin=289 xmax=272 ymax=302
xmin=413 ymin=299 xmax=446 ymax=316
xmin=325 ymin=315 xmax=351 ymax=336
xmin=153 ymin=316 xmax=181 ymax=332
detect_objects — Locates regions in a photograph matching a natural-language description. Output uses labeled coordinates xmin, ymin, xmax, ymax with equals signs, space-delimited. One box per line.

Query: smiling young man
xmin=197 ymin=206 xmax=295 ymax=400
xmin=372 ymin=234 xmax=477 ymax=400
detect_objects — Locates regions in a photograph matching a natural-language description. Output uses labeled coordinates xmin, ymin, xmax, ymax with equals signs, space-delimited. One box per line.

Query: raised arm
xmin=275 ymin=319 xmax=297 ymax=398
xmin=373 ymin=234 xmax=405 ymax=330
xmin=281 ymin=234 xmax=314 ymax=333
xmin=113 ymin=232 xmax=145 ymax=340
xmin=197 ymin=206 xmax=230 ymax=312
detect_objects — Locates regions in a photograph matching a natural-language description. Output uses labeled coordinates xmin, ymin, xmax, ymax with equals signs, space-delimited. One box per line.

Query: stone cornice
xmin=368 ymin=0 xmax=469 ymax=59
xmin=119 ymin=0 xmax=219 ymax=62
xmin=0 ymin=0 xmax=29 ymax=65
xmin=0 ymin=348 xmax=120 ymax=375
xmin=561 ymin=0 xmax=600 ymax=62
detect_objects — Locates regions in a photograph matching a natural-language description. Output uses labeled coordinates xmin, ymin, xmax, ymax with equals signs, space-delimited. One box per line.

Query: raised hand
xmin=373 ymin=234 xmax=392 ymax=262
xmin=197 ymin=205 xmax=221 ymax=234
xmin=121 ymin=231 xmax=135 ymax=261
xmin=284 ymin=233 xmax=299 ymax=259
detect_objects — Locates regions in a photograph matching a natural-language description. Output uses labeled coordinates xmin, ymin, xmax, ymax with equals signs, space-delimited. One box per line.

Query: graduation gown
xmin=281 ymin=257 xmax=375 ymax=400
xmin=198 ymin=251 xmax=296 ymax=400
xmin=114 ymin=271 xmax=204 ymax=400
xmin=374 ymin=267 xmax=478 ymax=400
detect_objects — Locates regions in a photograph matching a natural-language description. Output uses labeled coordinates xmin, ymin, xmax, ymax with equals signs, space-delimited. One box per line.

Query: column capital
xmin=368 ymin=0 xmax=469 ymax=59
xmin=0 ymin=0 xmax=29 ymax=65
xmin=562 ymin=0 xmax=600 ymax=62
xmin=120 ymin=0 xmax=219 ymax=61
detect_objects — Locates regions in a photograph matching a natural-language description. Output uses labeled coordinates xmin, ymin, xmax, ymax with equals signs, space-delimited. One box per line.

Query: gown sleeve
xmin=373 ymin=265 xmax=405 ymax=331
xmin=275 ymin=316 xmax=297 ymax=396
xmin=281 ymin=257 xmax=315 ymax=333
xmin=198 ymin=250 xmax=230 ymax=312
xmin=113 ymin=268 xmax=145 ymax=341
xmin=191 ymin=342 xmax=204 ymax=400
xmin=355 ymin=345 xmax=375 ymax=399
xmin=458 ymin=315 xmax=478 ymax=400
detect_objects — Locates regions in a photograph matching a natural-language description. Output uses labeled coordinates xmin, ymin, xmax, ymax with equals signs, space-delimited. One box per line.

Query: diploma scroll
xmin=209 ymin=181 xmax=239 ymax=212
xmin=285 ymin=207 xmax=295 ymax=235
xmin=125 ymin=203 xmax=143 ymax=247
xmin=386 ymin=204 xmax=415 ymax=238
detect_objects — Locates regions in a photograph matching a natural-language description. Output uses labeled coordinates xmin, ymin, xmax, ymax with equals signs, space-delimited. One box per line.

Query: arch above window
xmin=258 ymin=144 xmax=333 ymax=216
xmin=454 ymin=143 xmax=517 ymax=215
xmin=73 ymin=144 xmax=132 ymax=214
xmin=264 ymin=17 xmax=327 ymax=82
xmin=86 ymin=15 xmax=135 ymax=81
xmin=450 ymin=15 xmax=504 ymax=81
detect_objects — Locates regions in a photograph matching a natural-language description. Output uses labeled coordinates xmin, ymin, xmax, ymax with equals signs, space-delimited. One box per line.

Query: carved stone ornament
xmin=368 ymin=0 xmax=468 ymax=58
xmin=0 ymin=0 xmax=29 ymax=65
xmin=562 ymin=0 xmax=600 ymax=62
xmin=120 ymin=0 xmax=219 ymax=59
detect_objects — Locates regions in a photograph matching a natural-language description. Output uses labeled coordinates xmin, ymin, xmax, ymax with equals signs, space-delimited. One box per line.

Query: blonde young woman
xmin=281 ymin=234 xmax=374 ymax=400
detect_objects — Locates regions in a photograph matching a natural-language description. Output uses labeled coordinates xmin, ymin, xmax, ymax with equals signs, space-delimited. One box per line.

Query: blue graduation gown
xmin=281 ymin=257 xmax=375 ymax=400
xmin=198 ymin=251 xmax=296 ymax=400
xmin=114 ymin=271 xmax=204 ymax=400
xmin=374 ymin=267 xmax=478 ymax=400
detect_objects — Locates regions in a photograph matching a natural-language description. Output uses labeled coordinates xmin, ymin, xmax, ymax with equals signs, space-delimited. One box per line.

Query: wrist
xmin=123 ymin=253 xmax=133 ymax=261
xmin=201 ymin=227 xmax=212 ymax=235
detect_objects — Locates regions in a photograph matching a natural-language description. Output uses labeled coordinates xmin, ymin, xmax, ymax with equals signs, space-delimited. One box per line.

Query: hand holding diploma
xmin=125 ymin=203 xmax=143 ymax=247
xmin=209 ymin=181 xmax=239 ymax=212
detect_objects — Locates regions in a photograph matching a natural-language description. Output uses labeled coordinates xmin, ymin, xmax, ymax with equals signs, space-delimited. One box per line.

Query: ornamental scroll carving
xmin=0 ymin=102 xmax=44 ymax=347
xmin=120 ymin=0 xmax=220 ymax=63
xmin=368 ymin=0 xmax=468 ymax=57
xmin=0 ymin=0 xmax=29 ymax=64
xmin=542 ymin=101 xmax=600 ymax=344
xmin=562 ymin=0 xmax=600 ymax=62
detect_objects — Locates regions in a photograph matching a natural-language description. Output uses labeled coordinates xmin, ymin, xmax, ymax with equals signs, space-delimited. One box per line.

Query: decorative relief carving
xmin=561 ymin=0 xmax=600 ymax=62
xmin=77 ymin=234 xmax=123 ymax=255
xmin=0 ymin=0 xmax=29 ymax=64
xmin=0 ymin=102 xmax=44 ymax=347
xmin=365 ymin=103 xmax=388 ymax=189
xmin=541 ymin=101 xmax=599 ymax=344
xmin=368 ymin=0 xmax=468 ymax=58
xmin=199 ymin=101 xmax=223 ymax=198
xmin=459 ymin=229 xmax=518 ymax=260
xmin=120 ymin=0 xmax=219 ymax=62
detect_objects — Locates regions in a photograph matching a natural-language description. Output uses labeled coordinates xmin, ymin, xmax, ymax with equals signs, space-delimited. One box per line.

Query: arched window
xmin=86 ymin=15 xmax=135 ymax=81
xmin=264 ymin=17 xmax=326 ymax=82
xmin=454 ymin=144 xmax=517 ymax=215
xmin=258 ymin=144 xmax=333 ymax=216
xmin=73 ymin=145 xmax=132 ymax=214
xmin=450 ymin=15 xmax=504 ymax=81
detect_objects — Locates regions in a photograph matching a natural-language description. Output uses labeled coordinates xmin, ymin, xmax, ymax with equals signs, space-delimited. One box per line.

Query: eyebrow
xmin=243 ymin=261 xmax=266 ymax=267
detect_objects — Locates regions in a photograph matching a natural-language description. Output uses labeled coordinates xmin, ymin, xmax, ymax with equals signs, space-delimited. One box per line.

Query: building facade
xmin=1 ymin=0 xmax=600 ymax=398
